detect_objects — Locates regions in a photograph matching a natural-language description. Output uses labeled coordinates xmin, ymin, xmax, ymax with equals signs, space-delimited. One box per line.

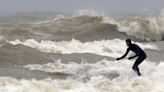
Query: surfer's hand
xmin=116 ymin=58 xmax=121 ymax=60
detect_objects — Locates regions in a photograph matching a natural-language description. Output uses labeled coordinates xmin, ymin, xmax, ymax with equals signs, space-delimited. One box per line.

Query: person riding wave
xmin=116 ymin=39 xmax=147 ymax=76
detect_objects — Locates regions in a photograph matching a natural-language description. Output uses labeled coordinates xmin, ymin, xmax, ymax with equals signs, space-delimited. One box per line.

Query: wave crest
xmin=8 ymin=39 xmax=158 ymax=58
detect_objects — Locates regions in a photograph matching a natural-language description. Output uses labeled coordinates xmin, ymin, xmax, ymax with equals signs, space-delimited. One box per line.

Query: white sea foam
xmin=0 ymin=59 xmax=164 ymax=92
xmin=23 ymin=59 xmax=158 ymax=79
xmin=8 ymin=39 xmax=158 ymax=58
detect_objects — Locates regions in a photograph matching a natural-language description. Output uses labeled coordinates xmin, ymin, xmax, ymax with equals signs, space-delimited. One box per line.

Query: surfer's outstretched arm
xmin=116 ymin=48 xmax=130 ymax=60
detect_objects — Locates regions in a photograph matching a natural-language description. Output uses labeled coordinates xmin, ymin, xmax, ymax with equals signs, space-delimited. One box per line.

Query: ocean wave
xmin=0 ymin=59 xmax=162 ymax=92
xmin=74 ymin=10 xmax=164 ymax=41
xmin=1 ymin=10 xmax=164 ymax=41
xmin=23 ymin=59 xmax=161 ymax=80
xmin=33 ymin=10 xmax=164 ymax=41
xmin=117 ymin=17 xmax=162 ymax=41
xmin=8 ymin=39 xmax=158 ymax=58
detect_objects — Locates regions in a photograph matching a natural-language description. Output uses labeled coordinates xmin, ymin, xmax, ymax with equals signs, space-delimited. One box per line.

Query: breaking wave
xmin=35 ymin=10 xmax=164 ymax=41
xmin=1 ymin=59 xmax=163 ymax=92
xmin=1 ymin=10 xmax=164 ymax=41
xmin=0 ymin=10 xmax=164 ymax=92
xmin=8 ymin=39 xmax=158 ymax=58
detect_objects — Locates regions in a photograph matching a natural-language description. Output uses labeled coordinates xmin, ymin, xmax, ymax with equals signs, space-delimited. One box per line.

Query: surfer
xmin=116 ymin=39 xmax=147 ymax=76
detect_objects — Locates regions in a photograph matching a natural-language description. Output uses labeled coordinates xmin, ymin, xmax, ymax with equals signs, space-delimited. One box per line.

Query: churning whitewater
xmin=8 ymin=39 xmax=158 ymax=58
xmin=0 ymin=10 xmax=164 ymax=92
xmin=1 ymin=60 xmax=164 ymax=92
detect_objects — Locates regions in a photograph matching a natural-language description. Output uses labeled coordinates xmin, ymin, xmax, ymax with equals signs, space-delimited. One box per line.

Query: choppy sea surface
xmin=0 ymin=10 xmax=164 ymax=92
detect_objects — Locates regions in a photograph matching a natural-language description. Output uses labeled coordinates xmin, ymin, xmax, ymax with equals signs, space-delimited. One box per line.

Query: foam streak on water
xmin=8 ymin=39 xmax=158 ymax=58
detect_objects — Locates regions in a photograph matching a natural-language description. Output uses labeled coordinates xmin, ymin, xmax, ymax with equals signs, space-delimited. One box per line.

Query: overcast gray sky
xmin=0 ymin=0 xmax=164 ymax=13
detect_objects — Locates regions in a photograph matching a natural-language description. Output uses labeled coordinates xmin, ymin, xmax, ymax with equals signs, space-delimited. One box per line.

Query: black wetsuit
xmin=119 ymin=44 xmax=147 ymax=76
